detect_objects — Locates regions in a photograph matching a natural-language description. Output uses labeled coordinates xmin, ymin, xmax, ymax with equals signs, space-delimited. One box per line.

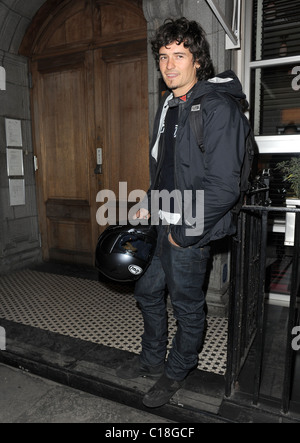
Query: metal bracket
xmin=34 ymin=155 xmax=38 ymax=172
xmin=206 ymin=0 xmax=241 ymax=50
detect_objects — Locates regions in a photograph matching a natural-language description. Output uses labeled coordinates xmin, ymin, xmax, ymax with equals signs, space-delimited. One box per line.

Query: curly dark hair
xmin=151 ymin=17 xmax=215 ymax=81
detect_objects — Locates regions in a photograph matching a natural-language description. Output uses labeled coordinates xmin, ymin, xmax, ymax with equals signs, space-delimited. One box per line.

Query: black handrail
xmin=227 ymin=204 xmax=300 ymax=413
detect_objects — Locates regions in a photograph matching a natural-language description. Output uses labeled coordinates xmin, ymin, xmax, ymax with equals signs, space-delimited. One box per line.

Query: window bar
xmin=253 ymin=0 xmax=263 ymax=135
xmin=282 ymin=212 xmax=300 ymax=414
xmin=250 ymin=55 xmax=300 ymax=69
xmin=252 ymin=209 xmax=268 ymax=406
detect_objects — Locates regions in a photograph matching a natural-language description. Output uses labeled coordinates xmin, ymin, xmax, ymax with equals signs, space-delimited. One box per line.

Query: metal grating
xmin=0 ymin=270 xmax=227 ymax=375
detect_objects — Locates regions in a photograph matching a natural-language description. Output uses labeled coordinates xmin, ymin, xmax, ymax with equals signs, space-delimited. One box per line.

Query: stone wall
xmin=0 ymin=0 xmax=46 ymax=274
xmin=0 ymin=52 xmax=42 ymax=274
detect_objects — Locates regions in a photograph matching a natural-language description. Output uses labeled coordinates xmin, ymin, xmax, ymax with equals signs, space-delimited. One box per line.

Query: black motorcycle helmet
xmin=95 ymin=223 xmax=157 ymax=282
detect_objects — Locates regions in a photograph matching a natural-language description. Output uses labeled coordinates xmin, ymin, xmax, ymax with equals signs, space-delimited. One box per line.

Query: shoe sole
xmin=142 ymin=393 xmax=176 ymax=408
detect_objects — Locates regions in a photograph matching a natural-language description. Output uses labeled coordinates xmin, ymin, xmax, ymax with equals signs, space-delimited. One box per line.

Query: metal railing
xmin=226 ymin=203 xmax=300 ymax=414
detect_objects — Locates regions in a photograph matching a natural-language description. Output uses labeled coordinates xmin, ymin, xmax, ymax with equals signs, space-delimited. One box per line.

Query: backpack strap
xmin=189 ymin=95 xmax=206 ymax=153
xmin=189 ymin=92 xmax=258 ymax=216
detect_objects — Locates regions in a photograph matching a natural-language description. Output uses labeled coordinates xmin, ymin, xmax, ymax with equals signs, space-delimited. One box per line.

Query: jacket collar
xmin=168 ymin=84 xmax=198 ymax=108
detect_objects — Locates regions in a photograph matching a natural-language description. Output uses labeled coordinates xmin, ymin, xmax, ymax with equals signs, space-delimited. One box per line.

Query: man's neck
xmin=173 ymin=81 xmax=198 ymax=98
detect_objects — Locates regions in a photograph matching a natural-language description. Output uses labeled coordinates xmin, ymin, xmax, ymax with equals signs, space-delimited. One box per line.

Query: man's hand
xmin=133 ymin=208 xmax=150 ymax=220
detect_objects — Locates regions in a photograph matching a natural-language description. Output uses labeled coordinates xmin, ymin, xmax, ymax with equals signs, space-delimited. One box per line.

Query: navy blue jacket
xmin=143 ymin=70 xmax=250 ymax=248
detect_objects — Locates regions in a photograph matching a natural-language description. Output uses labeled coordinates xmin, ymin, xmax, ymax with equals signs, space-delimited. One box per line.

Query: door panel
xmin=32 ymin=52 xmax=96 ymax=265
xmin=42 ymin=69 xmax=89 ymax=200
xmin=46 ymin=199 xmax=91 ymax=263
xmin=107 ymin=57 xmax=149 ymax=198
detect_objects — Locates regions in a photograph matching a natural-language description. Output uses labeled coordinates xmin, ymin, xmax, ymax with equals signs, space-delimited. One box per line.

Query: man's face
xmin=159 ymin=41 xmax=200 ymax=97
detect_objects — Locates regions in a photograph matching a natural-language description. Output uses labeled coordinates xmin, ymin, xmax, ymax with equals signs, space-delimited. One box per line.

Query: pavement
xmin=0 ymin=363 xmax=175 ymax=424
xmin=1 ymin=264 xmax=299 ymax=424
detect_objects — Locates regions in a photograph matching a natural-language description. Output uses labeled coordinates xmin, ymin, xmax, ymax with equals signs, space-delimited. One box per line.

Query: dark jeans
xmin=134 ymin=225 xmax=211 ymax=381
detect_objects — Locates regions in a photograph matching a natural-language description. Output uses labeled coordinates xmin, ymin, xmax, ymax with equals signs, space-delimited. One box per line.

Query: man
xmin=116 ymin=17 xmax=250 ymax=408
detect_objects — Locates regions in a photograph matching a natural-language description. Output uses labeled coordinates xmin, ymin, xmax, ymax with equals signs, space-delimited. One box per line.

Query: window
xmin=250 ymin=0 xmax=300 ymax=137
xmin=244 ymin=0 xmax=300 ymax=303
xmin=246 ymin=0 xmax=300 ymax=202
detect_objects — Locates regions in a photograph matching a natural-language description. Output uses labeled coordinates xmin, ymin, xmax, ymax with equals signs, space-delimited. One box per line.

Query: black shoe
xmin=142 ymin=373 xmax=184 ymax=408
xmin=116 ymin=355 xmax=164 ymax=380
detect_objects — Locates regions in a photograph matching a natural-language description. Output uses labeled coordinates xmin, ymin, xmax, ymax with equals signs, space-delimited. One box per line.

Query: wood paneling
xmin=20 ymin=0 xmax=146 ymax=58
xmin=24 ymin=0 xmax=149 ymax=265
xmin=107 ymin=56 xmax=149 ymax=198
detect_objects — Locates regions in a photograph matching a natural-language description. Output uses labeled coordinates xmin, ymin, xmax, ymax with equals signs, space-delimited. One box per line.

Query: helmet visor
xmin=113 ymin=233 xmax=153 ymax=261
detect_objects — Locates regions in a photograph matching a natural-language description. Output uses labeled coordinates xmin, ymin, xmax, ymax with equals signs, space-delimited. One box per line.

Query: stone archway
xmin=0 ymin=0 xmax=47 ymax=54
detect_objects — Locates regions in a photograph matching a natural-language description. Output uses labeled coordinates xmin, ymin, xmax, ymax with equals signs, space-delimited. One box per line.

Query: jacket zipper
xmin=173 ymin=105 xmax=184 ymax=223
xmin=152 ymin=132 xmax=165 ymax=191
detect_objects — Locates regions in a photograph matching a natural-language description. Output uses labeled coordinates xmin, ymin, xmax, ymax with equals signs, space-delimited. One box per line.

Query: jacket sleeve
xmin=171 ymin=93 xmax=248 ymax=247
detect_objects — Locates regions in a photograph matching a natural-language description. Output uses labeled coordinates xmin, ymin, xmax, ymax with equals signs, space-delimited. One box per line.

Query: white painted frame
xmin=244 ymin=0 xmax=300 ymax=154
xmin=206 ymin=0 xmax=241 ymax=49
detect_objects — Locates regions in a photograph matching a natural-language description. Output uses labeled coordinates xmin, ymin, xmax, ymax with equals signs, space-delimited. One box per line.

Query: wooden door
xmin=31 ymin=48 xmax=149 ymax=265
xmin=31 ymin=52 xmax=98 ymax=265
xmin=27 ymin=1 xmax=149 ymax=266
